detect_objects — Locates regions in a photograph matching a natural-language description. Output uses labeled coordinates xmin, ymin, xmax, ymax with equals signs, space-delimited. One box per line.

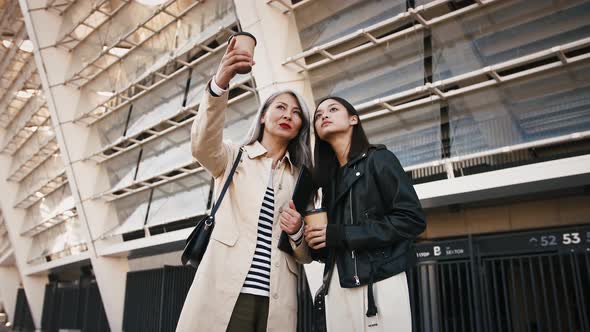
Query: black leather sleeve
xmin=333 ymin=149 xmax=426 ymax=250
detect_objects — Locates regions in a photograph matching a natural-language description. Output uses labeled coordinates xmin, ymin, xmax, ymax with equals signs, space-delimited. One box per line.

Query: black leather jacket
xmin=314 ymin=145 xmax=426 ymax=316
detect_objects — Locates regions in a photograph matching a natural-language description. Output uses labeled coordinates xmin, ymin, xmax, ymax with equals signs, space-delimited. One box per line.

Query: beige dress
xmin=325 ymin=268 xmax=412 ymax=332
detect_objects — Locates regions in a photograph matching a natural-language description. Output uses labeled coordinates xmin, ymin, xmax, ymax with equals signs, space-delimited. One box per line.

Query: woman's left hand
xmin=279 ymin=200 xmax=303 ymax=235
xmin=304 ymin=225 xmax=327 ymax=249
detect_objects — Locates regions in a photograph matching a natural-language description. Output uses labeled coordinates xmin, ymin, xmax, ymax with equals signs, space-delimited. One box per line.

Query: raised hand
xmin=213 ymin=37 xmax=254 ymax=89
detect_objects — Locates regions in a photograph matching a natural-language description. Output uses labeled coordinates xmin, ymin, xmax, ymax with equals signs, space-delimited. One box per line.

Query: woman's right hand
xmin=213 ymin=37 xmax=254 ymax=89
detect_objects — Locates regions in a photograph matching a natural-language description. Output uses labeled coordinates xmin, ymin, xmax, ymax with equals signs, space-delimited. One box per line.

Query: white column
xmin=233 ymin=0 xmax=315 ymax=102
xmin=0 ymin=265 xmax=21 ymax=325
xmin=18 ymin=2 xmax=129 ymax=331
xmin=0 ymin=150 xmax=47 ymax=329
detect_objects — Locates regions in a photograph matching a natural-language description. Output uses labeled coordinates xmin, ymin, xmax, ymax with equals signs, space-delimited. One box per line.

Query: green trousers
xmin=226 ymin=293 xmax=269 ymax=332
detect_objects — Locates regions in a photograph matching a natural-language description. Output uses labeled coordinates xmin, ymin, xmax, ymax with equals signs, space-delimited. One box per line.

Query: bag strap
xmin=210 ymin=147 xmax=244 ymax=216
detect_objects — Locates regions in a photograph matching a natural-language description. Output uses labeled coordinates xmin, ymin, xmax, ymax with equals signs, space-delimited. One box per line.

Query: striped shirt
xmin=241 ymin=186 xmax=275 ymax=296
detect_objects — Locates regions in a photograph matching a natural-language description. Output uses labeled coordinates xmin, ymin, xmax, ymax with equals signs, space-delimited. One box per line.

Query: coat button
xmin=356 ymin=172 xmax=360 ymax=176
xmin=273 ymin=294 xmax=279 ymax=300
xmin=275 ymin=261 xmax=280 ymax=267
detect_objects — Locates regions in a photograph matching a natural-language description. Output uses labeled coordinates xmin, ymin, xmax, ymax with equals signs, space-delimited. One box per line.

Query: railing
xmin=63 ymin=0 xmax=206 ymax=89
xmin=75 ymin=23 xmax=237 ymax=125
xmin=0 ymin=102 xmax=50 ymax=155
xmin=14 ymin=170 xmax=68 ymax=209
xmin=266 ymin=0 xmax=316 ymax=13
xmin=353 ymin=37 xmax=590 ymax=179
xmin=53 ymin=0 xmax=131 ymax=50
xmin=282 ymin=0 xmax=493 ymax=72
xmin=7 ymin=137 xmax=59 ymax=182
xmin=87 ymin=78 xmax=254 ymax=164
xmin=21 ymin=207 xmax=77 ymax=237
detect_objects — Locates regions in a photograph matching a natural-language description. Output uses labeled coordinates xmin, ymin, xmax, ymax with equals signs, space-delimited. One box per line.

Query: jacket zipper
xmin=349 ymin=188 xmax=360 ymax=286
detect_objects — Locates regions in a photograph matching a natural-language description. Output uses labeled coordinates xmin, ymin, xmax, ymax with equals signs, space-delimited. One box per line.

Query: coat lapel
xmin=333 ymin=168 xmax=364 ymax=205
xmin=329 ymin=150 xmax=371 ymax=208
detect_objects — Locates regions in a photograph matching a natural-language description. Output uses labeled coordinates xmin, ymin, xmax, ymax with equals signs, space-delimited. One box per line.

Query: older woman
xmin=176 ymin=37 xmax=312 ymax=332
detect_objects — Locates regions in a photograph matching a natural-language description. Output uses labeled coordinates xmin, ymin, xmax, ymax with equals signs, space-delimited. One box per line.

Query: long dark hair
xmin=312 ymin=96 xmax=370 ymax=189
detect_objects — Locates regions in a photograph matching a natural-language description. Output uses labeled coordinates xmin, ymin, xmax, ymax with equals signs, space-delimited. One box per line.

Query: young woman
xmin=305 ymin=97 xmax=426 ymax=331
xmin=176 ymin=38 xmax=312 ymax=332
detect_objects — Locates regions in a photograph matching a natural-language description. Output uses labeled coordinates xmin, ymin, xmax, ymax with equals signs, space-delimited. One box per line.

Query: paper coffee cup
xmin=229 ymin=32 xmax=256 ymax=74
xmin=304 ymin=208 xmax=327 ymax=227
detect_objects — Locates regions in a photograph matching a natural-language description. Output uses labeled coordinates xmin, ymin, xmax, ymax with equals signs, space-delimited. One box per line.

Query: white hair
xmin=240 ymin=90 xmax=312 ymax=169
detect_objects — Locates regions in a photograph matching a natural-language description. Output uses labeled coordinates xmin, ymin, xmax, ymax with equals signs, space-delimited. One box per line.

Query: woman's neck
xmin=260 ymin=135 xmax=288 ymax=168
xmin=328 ymin=134 xmax=351 ymax=167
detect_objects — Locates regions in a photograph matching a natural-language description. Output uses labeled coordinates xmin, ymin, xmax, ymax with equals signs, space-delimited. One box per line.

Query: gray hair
xmin=240 ymin=90 xmax=312 ymax=170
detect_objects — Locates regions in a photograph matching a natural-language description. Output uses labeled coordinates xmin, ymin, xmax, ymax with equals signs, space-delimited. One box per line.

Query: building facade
xmin=0 ymin=0 xmax=589 ymax=331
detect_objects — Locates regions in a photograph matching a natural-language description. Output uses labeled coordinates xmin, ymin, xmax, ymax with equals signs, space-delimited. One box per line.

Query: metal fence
xmin=121 ymin=264 xmax=312 ymax=332
xmin=409 ymin=225 xmax=590 ymax=332
xmin=12 ymin=288 xmax=34 ymax=331
xmin=41 ymin=279 xmax=110 ymax=332
xmin=122 ymin=265 xmax=196 ymax=332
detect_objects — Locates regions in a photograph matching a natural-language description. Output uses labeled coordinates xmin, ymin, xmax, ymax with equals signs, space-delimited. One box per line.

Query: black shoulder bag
xmin=181 ymin=148 xmax=244 ymax=268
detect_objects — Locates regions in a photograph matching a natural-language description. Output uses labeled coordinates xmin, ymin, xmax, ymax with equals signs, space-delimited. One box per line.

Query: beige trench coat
xmin=176 ymin=88 xmax=311 ymax=332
